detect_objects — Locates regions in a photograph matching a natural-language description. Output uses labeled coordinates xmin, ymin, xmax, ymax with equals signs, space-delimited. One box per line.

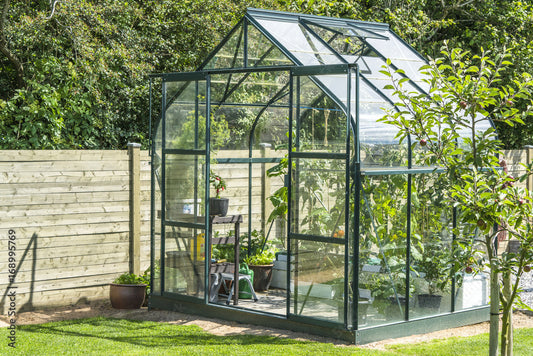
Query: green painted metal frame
xmin=148 ymin=8 xmax=493 ymax=343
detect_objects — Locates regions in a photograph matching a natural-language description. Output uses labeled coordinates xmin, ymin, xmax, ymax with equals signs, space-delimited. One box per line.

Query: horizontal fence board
xmin=0 ymin=150 xmax=129 ymax=162
xmin=0 ymin=182 xmax=129 ymax=195
xmin=0 ymin=241 xmax=128 ymax=261
xmin=0 ymin=263 xmax=130 ymax=287
xmin=3 ymin=222 xmax=130 ymax=239
xmin=0 ymin=201 xmax=130 ymax=217
xmin=0 ymin=232 xmax=129 ymax=249
xmin=0 ymin=286 xmax=110 ymax=314
xmin=1 ymin=191 xmax=131 ymax=206
xmin=0 ymin=160 xmax=129 ymax=172
xmin=0 ymin=274 xmax=123 ymax=294
xmin=0 ymin=251 xmax=129 ymax=272
xmin=0 ymin=211 xmax=129 ymax=229
xmin=0 ymin=173 xmax=129 ymax=185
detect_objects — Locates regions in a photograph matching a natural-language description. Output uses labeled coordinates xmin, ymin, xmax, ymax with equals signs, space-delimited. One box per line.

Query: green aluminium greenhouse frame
xmin=148 ymin=8 xmax=491 ymax=344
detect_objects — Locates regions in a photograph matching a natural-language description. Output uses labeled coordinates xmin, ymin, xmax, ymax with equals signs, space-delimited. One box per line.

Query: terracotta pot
xmin=109 ymin=283 xmax=147 ymax=309
xmin=209 ymin=198 xmax=229 ymax=217
xmin=248 ymin=264 xmax=273 ymax=291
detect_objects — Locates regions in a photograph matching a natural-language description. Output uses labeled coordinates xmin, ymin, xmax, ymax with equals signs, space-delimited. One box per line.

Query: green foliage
xmin=381 ymin=42 xmax=533 ymax=354
xmin=279 ymin=0 xmax=533 ymax=148
xmin=209 ymin=170 xmax=227 ymax=199
xmin=0 ymin=0 xmax=283 ymax=149
xmin=244 ymin=248 xmax=277 ymax=266
xmin=113 ymin=272 xmax=148 ymax=285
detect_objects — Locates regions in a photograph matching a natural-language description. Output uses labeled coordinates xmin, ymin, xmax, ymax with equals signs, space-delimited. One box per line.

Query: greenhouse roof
xmin=157 ymin=8 xmax=491 ymax=145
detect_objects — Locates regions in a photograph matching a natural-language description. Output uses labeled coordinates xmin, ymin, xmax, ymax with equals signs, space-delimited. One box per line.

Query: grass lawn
xmin=1 ymin=317 xmax=532 ymax=355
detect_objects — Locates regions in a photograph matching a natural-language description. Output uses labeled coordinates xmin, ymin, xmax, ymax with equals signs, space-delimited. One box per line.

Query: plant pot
xmin=109 ymin=283 xmax=147 ymax=309
xmin=417 ymin=294 xmax=442 ymax=309
xmin=209 ymin=197 xmax=229 ymax=217
xmin=248 ymin=264 xmax=274 ymax=291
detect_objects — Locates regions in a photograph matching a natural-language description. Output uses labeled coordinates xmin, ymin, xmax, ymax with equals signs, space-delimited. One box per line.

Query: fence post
xmin=128 ymin=143 xmax=141 ymax=275
xmin=526 ymin=146 xmax=533 ymax=192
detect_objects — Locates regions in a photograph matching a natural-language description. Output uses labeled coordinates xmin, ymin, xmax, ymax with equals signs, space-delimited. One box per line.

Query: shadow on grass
xmin=18 ymin=317 xmax=311 ymax=348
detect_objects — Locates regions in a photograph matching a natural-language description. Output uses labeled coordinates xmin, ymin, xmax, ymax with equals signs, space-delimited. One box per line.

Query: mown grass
xmin=1 ymin=317 xmax=533 ymax=355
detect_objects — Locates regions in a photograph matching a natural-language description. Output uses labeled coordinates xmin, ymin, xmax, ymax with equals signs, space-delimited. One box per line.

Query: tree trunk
xmin=489 ymin=266 xmax=500 ymax=356
xmin=0 ymin=0 xmax=24 ymax=89
xmin=501 ymin=272 xmax=513 ymax=356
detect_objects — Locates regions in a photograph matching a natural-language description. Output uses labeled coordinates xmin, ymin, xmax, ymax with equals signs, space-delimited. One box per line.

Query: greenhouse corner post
xmin=205 ymin=75 xmax=212 ymax=305
xmin=160 ymin=79 xmax=167 ymax=293
xmin=286 ymin=73 xmax=294 ymax=318
xmin=149 ymin=77 xmax=155 ymax=301
xmin=343 ymin=65 xmax=353 ymax=329
xmin=405 ymin=133 xmax=412 ymax=321
xmin=352 ymin=66 xmax=360 ymax=331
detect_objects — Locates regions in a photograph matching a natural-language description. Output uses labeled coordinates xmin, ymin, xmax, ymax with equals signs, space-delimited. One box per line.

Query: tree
xmin=279 ymin=0 xmax=533 ymax=148
xmin=380 ymin=43 xmax=533 ymax=355
xmin=0 ymin=0 xmax=283 ymax=149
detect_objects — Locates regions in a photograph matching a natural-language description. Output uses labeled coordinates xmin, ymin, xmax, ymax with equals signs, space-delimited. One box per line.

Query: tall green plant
xmin=380 ymin=43 xmax=533 ymax=355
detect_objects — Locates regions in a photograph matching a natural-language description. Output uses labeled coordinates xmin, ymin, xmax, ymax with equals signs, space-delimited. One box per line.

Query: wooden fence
xmin=0 ymin=146 xmax=150 ymax=314
xmin=0 ymin=148 xmax=530 ymax=314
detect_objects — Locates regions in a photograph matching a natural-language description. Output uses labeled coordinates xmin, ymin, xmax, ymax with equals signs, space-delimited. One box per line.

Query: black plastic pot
xmin=209 ymin=198 xmax=229 ymax=217
xmin=248 ymin=264 xmax=273 ymax=291
xmin=417 ymin=294 xmax=442 ymax=309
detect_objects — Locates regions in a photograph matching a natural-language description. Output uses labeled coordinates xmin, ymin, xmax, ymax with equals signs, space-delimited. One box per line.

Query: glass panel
xmin=359 ymin=174 xmax=409 ymax=326
xmin=204 ymin=25 xmax=245 ymax=69
xmin=358 ymin=80 xmax=408 ymax=167
xmin=305 ymin=22 xmax=368 ymax=57
xmin=256 ymin=18 xmax=342 ymax=65
xmin=291 ymin=158 xmax=346 ymax=237
xmin=165 ymin=81 xmax=207 ymax=150
xmin=290 ymin=240 xmax=346 ymax=322
xmin=247 ymin=24 xmax=293 ymax=67
xmin=365 ymin=33 xmax=429 ymax=91
xmin=165 ymin=154 xmax=206 ymax=223
xmin=164 ymin=226 xmax=206 ymax=298
xmin=454 ymin=216 xmax=490 ymax=310
xmin=410 ymin=173 xmax=453 ymax=317
xmin=295 ymin=75 xmax=348 ymax=152
xmin=210 ymin=71 xmax=290 ymax=150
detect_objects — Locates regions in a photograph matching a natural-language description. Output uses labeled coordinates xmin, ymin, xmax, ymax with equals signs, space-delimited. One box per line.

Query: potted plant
xmin=244 ymin=248 xmax=276 ymax=291
xmin=415 ymin=242 xmax=450 ymax=309
xmin=242 ymin=231 xmax=277 ymax=291
xmin=109 ymin=272 xmax=148 ymax=309
xmin=209 ymin=170 xmax=228 ymax=216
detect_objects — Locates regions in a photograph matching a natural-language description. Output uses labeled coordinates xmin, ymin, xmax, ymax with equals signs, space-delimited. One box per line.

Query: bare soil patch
xmin=2 ymin=300 xmax=533 ymax=349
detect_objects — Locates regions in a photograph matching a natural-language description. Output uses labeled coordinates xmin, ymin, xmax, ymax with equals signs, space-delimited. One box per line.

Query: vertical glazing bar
xmin=194 ymin=81 xmax=199 ymax=218
xmin=286 ymin=73 xmax=294 ymax=318
xmin=352 ymin=66 xmax=360 ymax=330
xmin=405 ymin=134 xmax=412 ymax=321
xmin=160 ymin=80 xmax=167 ymax=293
xmin=244 ymin=18 xmax=248 ymax=68
xmin=451 ymin=207 xmax=457 ymax=312
xmin=205 ymin=75 xmax=212 ymax=304
xmin=343 ymin=67 xmax=351 ymax=329
xmin=149 ymin=78 xmax=155 ymax=300
xmin=248 ymin=133 xmax=253 ymax=255
xmin=293 ymin=75 xmax=302 ymax=315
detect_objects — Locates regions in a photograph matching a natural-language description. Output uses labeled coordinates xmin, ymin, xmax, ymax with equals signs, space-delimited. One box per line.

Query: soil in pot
xmin=248 ymin=264 xmax=273 ymax=291
xmin=109 ymin=284 xmax=147 ymax=309
xmin=209 ymin=198 xmax=229 ymax=217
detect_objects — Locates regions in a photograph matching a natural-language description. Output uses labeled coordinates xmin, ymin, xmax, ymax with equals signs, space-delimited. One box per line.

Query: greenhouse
xmin=148 ymin=8 xmax=491 ymax=344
